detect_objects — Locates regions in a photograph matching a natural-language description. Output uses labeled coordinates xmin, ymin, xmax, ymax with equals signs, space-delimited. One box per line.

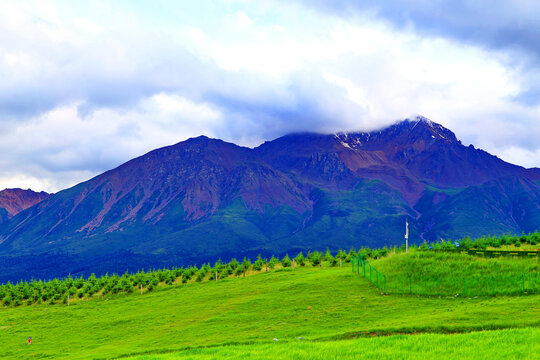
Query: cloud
xmin=290 ymin=0 xmax=540 ymax=107
xmin=291 ymin=1 xmax=540 ymax=57
xmin=0 ymin=0 xmax=539 ymax=192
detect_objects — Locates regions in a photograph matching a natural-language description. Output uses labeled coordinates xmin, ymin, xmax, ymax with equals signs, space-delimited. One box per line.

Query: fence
xmin=352 ymin=257 xmax=386 ymax=293
xmin=351 ymin=256 xmax=539 ymax=297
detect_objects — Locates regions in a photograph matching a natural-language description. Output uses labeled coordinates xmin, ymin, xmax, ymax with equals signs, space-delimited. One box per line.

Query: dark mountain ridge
xmin=1 ymin=117 xmax=538 ymax=281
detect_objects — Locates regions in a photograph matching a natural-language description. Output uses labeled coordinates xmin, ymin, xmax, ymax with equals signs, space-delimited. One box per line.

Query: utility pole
xmin=405 ymin=218 xmax=409 ymax=253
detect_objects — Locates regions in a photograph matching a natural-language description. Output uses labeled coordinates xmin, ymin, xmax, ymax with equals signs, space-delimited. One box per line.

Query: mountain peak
xmin=334 ymin=116 xmax=458 ymax=151
xmin=392 ymin=116 xmax=458 ymax=143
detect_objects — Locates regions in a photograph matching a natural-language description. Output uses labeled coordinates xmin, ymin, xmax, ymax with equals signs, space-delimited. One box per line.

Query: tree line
xmin=1 ymin=231 xmax=537 ymax=307
xmin=0 ymin=248 xmax=382 ymax=307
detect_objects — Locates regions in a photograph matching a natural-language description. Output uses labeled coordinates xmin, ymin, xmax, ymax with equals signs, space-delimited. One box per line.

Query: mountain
xmin=1 ymin=117 xmax=539 ymax=281
xmin=0 ymin=188 xmax=50 ymax=223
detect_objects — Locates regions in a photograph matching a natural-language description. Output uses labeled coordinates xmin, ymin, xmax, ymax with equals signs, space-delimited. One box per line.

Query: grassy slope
xmin=2 ymin=263 xmax=539 ymax=360
xmin=128 ymin=328 xmax=540 ymax=360
xmin=372 ymin=251 xmax=540 ymax=296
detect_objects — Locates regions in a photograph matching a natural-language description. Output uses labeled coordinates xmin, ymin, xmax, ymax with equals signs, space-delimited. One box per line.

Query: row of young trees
xmin=421 ymin=231 xmax=540 ymax=251
xmin=1 ymin=231 xmax=537 ymax=307
xmin=0 ymin=248 xmax=385 ymax=307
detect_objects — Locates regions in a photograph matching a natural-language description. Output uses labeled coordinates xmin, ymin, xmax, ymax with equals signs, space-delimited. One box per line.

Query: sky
xmin=1 ymin=0 xmax=540 ymax=193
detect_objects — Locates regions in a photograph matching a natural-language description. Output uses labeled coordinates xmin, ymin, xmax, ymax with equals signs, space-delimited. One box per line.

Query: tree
xmin=323 ymin=249 xmax=334 ymax=262
xmin=281 ymin=255 xmax=292 ymax=268
xmin=310 ymin=251 xmax=321 ymax=267
xmin=268 ymin=256 xmax=279 ymax=269
xmin=294 ymin=252 xmax=306 ymax=266
xmin=253 ymin=255 xmax=264 ymax=271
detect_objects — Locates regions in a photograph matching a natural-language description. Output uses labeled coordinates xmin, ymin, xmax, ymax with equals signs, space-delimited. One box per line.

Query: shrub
xmin=228 ymin=259 xmax=239 ymax=270
xmin=323 ymin=249 xmax=334 ymax=262
xmin=241 ymin=257 xmax=252 ymax=270
xmin=281 ymin=255 xmax=292 ymax=268
xmin=294 ymin=252 xmax=306 ymax=266
xmin=268 ymin=256 xmax=279 ymax=269
xmin=253 ymin=255 xmax=264 ymax=271
xmin=310 ymin=252 xmax=321 ymax=267
xmin=345 ymin=248 xmax=357 ymax=263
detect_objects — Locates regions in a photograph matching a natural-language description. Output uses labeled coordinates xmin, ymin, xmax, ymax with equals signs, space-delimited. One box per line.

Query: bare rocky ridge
xmin=0 ymin=188 xmax=50 ymax=222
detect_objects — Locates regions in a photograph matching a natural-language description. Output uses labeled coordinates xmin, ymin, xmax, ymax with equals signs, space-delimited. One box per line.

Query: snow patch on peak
xmin=334 ymin=132 xmax=365 ymax=150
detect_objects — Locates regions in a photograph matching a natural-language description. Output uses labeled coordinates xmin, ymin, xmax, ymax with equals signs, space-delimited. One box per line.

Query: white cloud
xmin=0 ymin=0 xmax=539 ymax=192
xmin=0 ymin=94 xmax=226 ymax=192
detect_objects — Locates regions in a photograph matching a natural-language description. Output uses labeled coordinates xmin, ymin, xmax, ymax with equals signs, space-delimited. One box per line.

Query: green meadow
xmin=1 ymin=252 xmax=539 ymax=359
xmin=371 ymin=250 xmax=540 ymax=296
xmin=127 ymin=328 xmax=540 ymax=360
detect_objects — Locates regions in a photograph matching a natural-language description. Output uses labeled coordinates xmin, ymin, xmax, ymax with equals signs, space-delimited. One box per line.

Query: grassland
xmin=371 ymin=250 xmax=540 ymax=296
xmin=127 ymin=327 xmax=540 ymax=360
xmin=1 ymin=254 xmax=539 ymax=360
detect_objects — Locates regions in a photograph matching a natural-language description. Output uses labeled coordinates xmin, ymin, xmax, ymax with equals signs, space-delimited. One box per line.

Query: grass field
xmin=1 ymin=253 xmax=539 ymax=359
xmin=127 ymin=328 xmax=540 ymax=360
xmin=371 ymin=250 xmax=540 ymax=296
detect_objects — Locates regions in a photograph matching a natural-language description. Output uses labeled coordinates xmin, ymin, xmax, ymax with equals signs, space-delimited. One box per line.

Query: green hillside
xmin=371 ymin=251 xmax=540 ymax=296
xmin=1 ymin=251 xmax=539 ymax=359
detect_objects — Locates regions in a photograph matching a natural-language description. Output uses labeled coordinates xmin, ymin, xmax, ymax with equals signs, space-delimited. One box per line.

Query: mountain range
xmin=1 ymin=116 xmax=539 ymax=281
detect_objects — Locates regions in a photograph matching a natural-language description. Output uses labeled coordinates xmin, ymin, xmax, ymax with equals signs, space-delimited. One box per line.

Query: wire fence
xmin=352 ymin=257 xmax=386 ymax=293
xmin=351 ymin=256 xmax=540 ymax=297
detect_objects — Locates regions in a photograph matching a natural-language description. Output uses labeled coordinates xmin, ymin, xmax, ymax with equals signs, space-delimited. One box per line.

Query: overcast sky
xmin=1 ymin=0 xmax=540 ymax=193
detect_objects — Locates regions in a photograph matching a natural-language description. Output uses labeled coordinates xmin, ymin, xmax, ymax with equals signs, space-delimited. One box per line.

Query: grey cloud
xmin=291 ymin=0 xmax=540 ymax=106
xmin=203 ymin=70 xmax=371 ymax=142
xmin=293 ymin=1 xmax=540 ymax=56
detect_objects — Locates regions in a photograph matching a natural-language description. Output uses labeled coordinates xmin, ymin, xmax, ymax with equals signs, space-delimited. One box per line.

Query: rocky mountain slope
xmin=0 ymin=188 xmax=50 ymax=223
xmin=1 ymin=117 xmax=538 ymax=281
